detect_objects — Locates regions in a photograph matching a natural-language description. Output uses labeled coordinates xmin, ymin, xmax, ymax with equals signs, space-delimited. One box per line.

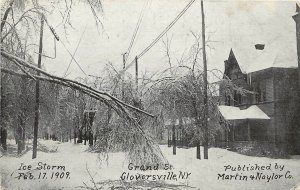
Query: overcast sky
xmin=36 ymin=0 xmax=298 ymax=81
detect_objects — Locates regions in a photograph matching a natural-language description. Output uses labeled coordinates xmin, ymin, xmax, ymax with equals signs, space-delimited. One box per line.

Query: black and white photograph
xmin=0 ymin=0 xmax=300 ymax=189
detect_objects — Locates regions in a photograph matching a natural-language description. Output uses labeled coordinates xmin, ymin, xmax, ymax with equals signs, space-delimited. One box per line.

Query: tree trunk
xmin=178 ymin=117 xmax=182 ymax=147
xmin=89 ymin=130 xmax=93 ymax=146
xmin=0 ymin=3 xmax=10 ymax=150
xmin=69 ymin=129 xmax=72 ymax=142
xmin=181 ymin=128 xmax=183 ymax=147
xmin=94 ymin=133 xmax=97 ymax=144
xmin=94 ymin=128 xmax=98 ymax=144
xmin=78 ymin=128 xmax=82 ymax=143
xmin=172 ymin=125 xmax=176 ymax=155
xmin=74 ymin=125 xmax=77 ymax=144
xmin=22 ymin=126 xmax=25 ymax=151
xmin=0 ymin=80 xmax=7 ymax=151
xmin=0 ymin=127 xmax=7 ymax=151
xmin=17 ymin=117 xmax=25 ymax=154
xmin=196 ymin=142 xmax=201 ymax=159
xmin=167 ymin=128 xmax=170 ymax=147
xmin=84 ymin=126 xmax=87 ymax=145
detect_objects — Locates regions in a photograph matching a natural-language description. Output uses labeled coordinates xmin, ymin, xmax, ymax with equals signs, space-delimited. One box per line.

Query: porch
xmin=217 ymin=105 xmax=271 ymax=150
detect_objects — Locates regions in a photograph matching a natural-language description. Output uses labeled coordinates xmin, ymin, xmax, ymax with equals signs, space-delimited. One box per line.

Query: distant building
xmin=217 ymin=6 xmax=300 ymax=155
xmin=164 ymin=117 xmax=195 ymax=147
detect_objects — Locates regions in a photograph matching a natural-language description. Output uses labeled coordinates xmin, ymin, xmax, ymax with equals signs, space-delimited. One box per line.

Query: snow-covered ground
xmin=0 ymin=139 xmax=300 ymax=190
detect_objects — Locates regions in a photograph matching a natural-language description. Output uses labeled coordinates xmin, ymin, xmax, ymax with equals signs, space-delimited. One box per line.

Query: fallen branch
xmin=1 ymin=50 xmax=154 ymax=118
xmin=12 ymin=59 xmax=36 ymax=80
xmin=1 ymin=52 xmax=166 ymax=165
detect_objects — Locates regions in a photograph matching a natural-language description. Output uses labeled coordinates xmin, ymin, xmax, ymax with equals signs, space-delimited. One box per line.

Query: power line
xmin=126 ymin=0 xmax=150 ymax=62
xmin=60 ymin=37 xmax=88 ymax=77
xmin=63 ymin=25 xmax=87 ymax=77
xmin=122 ymin=0 xmax=196 ymax=73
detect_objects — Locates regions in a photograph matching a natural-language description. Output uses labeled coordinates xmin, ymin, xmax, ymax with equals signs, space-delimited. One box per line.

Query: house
xmin=217 ymin=6 xmax=300 ymax=155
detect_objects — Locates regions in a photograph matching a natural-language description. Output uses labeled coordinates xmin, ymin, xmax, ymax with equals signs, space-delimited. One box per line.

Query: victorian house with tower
xmin=218 ymin=4 xmax=300 ymax=155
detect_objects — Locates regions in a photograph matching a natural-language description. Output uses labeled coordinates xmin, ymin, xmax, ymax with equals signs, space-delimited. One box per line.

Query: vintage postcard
xmin=0 ymin=0 xmax=300 ymax=189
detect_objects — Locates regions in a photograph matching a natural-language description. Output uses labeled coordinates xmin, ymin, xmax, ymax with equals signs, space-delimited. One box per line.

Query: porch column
xmin=225 ymin=124 xmax=229 ymax=147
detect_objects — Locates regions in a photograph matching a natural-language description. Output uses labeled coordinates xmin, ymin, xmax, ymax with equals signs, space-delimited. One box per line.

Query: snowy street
xmin=1 ymin=140 xmax=299 ymax=190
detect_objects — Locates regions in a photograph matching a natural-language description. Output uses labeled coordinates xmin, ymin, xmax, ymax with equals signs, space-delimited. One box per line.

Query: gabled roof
xmin=245 ymin=42 xmax=298 ymax=73
xmin=230 ymin=46 xmax=262 ymax=73
xmin=229 ymin=39 xmax=298 ymax=74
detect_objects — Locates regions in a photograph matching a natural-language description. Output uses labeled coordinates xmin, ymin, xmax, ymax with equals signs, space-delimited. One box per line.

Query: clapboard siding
xmin=219 ymin=52 xmax=299 ymax=154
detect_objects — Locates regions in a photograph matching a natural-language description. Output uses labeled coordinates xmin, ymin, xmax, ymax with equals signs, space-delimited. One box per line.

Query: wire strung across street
xmin=63 ymin=25 xmax=88 ymax=77
xmin=60 ymin=38 xmax=88 ymax=77
xmin=121 ymin=0 xmax=196 ymax=74
xmin=126 ymin=0 xmax=151 ymax=63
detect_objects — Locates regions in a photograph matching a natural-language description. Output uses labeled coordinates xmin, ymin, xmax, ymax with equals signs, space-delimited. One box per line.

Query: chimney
xmin=293 ymin=3 xmax=300 ymax=90
xmin=255 ymin=44 xmax=265 ymax=50
xmin=292 ymin=3 xmax=300 ymax=155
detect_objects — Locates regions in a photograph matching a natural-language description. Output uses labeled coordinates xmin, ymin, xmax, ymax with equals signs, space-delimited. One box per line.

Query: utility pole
xmin=32 ymin=15 xmax=44 ymax=159
xmin=0 ymin=48 xmax=2 ymax=151
xmin=122 ymin=53 xmax=127 ymax=99
xmin=201 ymin=0 xmax=209 ymax=159
xmin=135 ymin=56 xmax=138 ymax=92
xmin=123 ymin=53 xmax=127 ymax=69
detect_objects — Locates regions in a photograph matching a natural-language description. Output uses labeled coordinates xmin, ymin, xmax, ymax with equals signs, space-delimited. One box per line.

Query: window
xmin=225 ymin=93 xmax=231 ymax=106
xmin=255 ymin=88 xmax=260 ymax=103
xmin=261 ymin=90 xmax=266 ymax=102
xmin=254 ymin=85 xmax=266 ymax=103
xmin=233 ymin=91 xmax=242 ymax=106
